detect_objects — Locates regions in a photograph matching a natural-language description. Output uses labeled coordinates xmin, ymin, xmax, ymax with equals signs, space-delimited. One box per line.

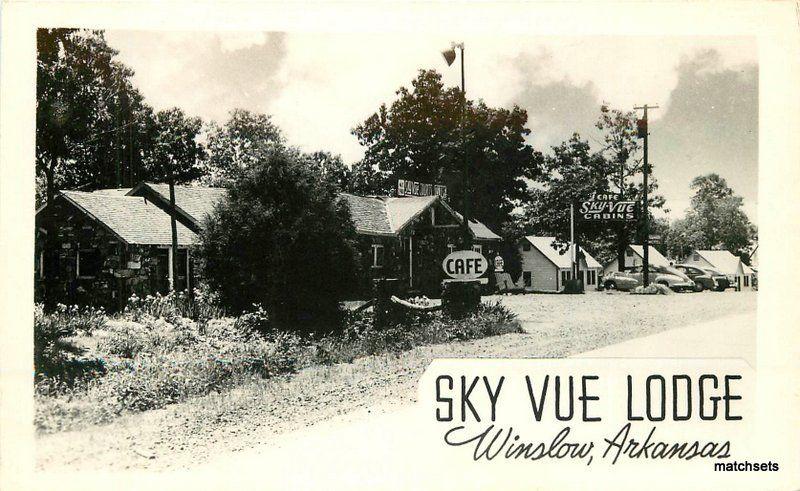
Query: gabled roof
xmin=58 ymin=191 xmax=198 ymax=246
xmin=339 ymin=194 xmax=393 ymax=236
xmin=92 ymin=188 xmax=132 ymax=196
xmin=340 ymin=193 xmax=500 ymax=240
xmin=451 ymin=210 xmax=503 ymax=241
xmin=693 ymin=250 xmax=743 ymax=275
xmin=523 ymin=236 xmax=602 ymax=269
xmin=629 ymin=244 xmax=671 ymax=268
xmin=127 ymin=182 xmax=228 ymax=229
xmin=384 ymin=196 xmax=438 ymax=232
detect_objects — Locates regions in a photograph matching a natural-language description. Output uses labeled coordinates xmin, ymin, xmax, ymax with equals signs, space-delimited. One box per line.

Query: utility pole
xmin=169 ymin=177 xmax=179 ymax=292
xmin=458 ymin=43 xmax=470 ymax=248
xmin=442 ymin=42 xmax=470 ymax=248
xmin=634 ymin=104 xmax=659 ymax=286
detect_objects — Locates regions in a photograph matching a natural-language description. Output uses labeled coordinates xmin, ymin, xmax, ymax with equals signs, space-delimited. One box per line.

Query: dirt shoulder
xmin=36 ymin=291 xmax=756 ymax=472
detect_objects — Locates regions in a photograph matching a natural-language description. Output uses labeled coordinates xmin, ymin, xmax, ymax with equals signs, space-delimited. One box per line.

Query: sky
xmin=104 ymin=31 xmax=758 ymax=223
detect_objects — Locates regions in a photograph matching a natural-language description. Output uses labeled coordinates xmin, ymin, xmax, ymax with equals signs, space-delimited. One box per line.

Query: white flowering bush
xmin=124 ymin=288 xmax=225 ymax=323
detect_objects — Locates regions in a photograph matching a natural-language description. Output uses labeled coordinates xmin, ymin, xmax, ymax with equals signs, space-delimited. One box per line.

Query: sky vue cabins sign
xmin=580 ymin=192 xmax=638 ymax=222
xmin=397 ymin=179 xmax=447 ymax=199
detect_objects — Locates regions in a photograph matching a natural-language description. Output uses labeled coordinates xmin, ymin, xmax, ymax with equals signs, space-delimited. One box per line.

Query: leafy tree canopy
xmin=352 ymin=69 xmax=542 ymax=232
xmin=36 ymin=29 xmax=205 ymax=204
xmin=517 ymin=106 xmax=665 ymax=264
xmin=663 ymin=173 xmax=756 ymax=259
xmin=200 ymin=109 xmax=284 ymax=186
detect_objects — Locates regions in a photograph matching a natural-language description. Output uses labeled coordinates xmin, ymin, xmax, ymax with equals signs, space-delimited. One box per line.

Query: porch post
xmin=167 ymin=246 xmax=174 ymax=291
xmin=408 ymin=235 xmax=413 ymax=289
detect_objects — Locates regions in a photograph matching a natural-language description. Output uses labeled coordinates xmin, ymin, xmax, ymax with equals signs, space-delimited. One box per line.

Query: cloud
xmin=103 ymin=32 xmax=757 ymax=221
xmin=507 ymin=50 xmax=604 ymax=151
xmin=504 ymin=45 xmax=757 ymax=222
xmin=651 ymin=50 xmax=758 ymax=218
xmin=106 ymin=31 xmax=288 ymax=122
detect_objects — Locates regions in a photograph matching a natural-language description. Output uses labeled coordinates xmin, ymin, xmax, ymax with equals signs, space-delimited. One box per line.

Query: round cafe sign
xmin=442 ymin=250 xmax=489 ymax=280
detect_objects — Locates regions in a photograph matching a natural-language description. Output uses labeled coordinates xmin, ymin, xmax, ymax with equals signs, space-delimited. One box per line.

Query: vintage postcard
xmin=0 ymin=1 xmax=798 ymax=489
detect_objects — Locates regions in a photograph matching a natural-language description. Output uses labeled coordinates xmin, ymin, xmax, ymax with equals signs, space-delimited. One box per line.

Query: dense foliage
xmin=35 ymin=299 xmax=520 ymax=433
xmin=36 ymin=29 xmax=204 ymax=205
xmin=663 ymin=174 xmax=757 ymax=260
xmin=518 ymin=106 xmax=665 ymax=264
xmin=198 ymin=146 xmax=363 ymax=332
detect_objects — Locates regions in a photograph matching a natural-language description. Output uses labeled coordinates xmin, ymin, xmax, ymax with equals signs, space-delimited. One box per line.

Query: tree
xmin=36 ymin=29 xmax=205 ymax=201
xmin=595 ymin=105 xmax=666 ymax=267
xmin=198 ymin=145 xmax=362 ymax=333
xmin=663 ymin=174 xmax=756 ymax=259
xmin=141 ymin=108 xmax=205 ymax=183
xmin=518 ymin=135 xmax=620 ymax=263
xmin=302 ymin=151 xmax=353 ymax=192
xmin=352 ymin=69 xmax=542 ymax=232
xmin=517 ymin=105 xmax=666 ymax=265
xmin=200 ymin=109 xmax=284 ymax=186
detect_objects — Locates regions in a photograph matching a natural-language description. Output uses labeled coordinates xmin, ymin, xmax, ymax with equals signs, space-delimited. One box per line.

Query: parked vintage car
xmin=603 ymin=265 xmax=696 ymax=292
xmin=700 ymin=267 xmax=732 ymax=291
xmin=674 ymin=264 xmax=716 ymax=292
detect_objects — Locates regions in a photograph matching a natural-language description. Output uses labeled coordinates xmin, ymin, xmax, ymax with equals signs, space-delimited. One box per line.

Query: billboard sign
xmin=580 ymin=192 xmax=638 ymax=222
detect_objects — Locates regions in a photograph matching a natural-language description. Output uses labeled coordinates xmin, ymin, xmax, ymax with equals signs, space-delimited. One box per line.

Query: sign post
xmin=441 ymin=250 xmax=487 ymax=317
xmin=634 ymin=104 xmax=659 ymax=286
xmin=578 ymin=192 xmax=639 ymax=291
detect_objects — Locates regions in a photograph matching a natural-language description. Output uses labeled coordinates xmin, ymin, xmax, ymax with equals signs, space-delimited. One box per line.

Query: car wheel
xmin=604 ymin=281 xmax=617 ymax=290
xmin=694 ymin=282 xmax=705 ymax=292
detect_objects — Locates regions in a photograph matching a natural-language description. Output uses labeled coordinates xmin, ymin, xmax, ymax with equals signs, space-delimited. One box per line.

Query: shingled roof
xmin=128 ymin=183 xmax=228 ymax=229
xmin=48 ymin=183 xmax=500 ymax=245
xmin=339 ymin=193 xmax=500 ymax=240
xmin=59 ymin=190 xmax=198 ymax=246
xmin=339 ymin=194 xmax=393 ymax=235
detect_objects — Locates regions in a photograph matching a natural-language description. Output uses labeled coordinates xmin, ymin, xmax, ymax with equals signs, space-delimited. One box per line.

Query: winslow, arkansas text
xmin=443 ymin=424 xmax=731 ymax=466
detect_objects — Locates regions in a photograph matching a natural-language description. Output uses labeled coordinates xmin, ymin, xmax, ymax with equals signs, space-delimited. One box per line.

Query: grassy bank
xmin=34 ymin=295 xmax=521 ymax=433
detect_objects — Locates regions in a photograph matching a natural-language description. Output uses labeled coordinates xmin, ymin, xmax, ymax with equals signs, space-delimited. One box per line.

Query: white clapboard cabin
xmin=682 ymin=249 xmax=752 ymax=290
xmin=518 ymin=236 xmax=602 ymax=292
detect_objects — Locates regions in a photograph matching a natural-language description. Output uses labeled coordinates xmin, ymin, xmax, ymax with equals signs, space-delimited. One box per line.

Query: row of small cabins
xmin=35 ymin=182 xmax=755 ymax=310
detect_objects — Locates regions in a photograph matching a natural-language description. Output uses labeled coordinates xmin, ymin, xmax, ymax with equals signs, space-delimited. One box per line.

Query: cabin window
xmin=523 ymin=271 xmax=532 ymax=287
xmin=561 ymin=270 xmax=571 ymax=283
xmin=77 ymin=248 xmax=102 ymax=278
xmin=472 ymin=244 xmax=483 ymax=255
xmin=587 ymin=270 xmax=596 ymax=285
xmin=371 ymin=244 xmax=385 ymax=268
xmin=626 ymin=249 xmax=633 ymax=257
xmin=744 ymin=276 xmax=750 ymax=287
xmin=522 ymin=242 xmax=531 ymax=252
xmin=175 ymin=249 xmax=190 ymax=291
xmin=693 ymin=253 xmax=700 ymax=262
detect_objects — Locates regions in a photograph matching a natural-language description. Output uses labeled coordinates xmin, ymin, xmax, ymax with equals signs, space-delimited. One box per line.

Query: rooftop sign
xmin=397 ymin=179 xmax=447 ymax=199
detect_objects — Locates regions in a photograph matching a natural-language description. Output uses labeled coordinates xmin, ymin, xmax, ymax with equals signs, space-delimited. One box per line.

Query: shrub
xmin=34 ymin=304 xmax=106 ymax=394
xmin=631 ymin=284 xmax=673 ymax=295
xmin=34 ymin=298 xmax=521 ymax=432
xmin=197 ymin=145 xmax=363 ymax=333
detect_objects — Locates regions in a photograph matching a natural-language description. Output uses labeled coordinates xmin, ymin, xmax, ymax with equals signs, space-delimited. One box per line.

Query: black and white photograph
xmin=1 ymin=1 xmax=799 ymax=490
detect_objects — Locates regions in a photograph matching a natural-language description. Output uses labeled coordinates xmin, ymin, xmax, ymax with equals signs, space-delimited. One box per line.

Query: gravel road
xmin=36 ymin=290 xmax=756 ymax=472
